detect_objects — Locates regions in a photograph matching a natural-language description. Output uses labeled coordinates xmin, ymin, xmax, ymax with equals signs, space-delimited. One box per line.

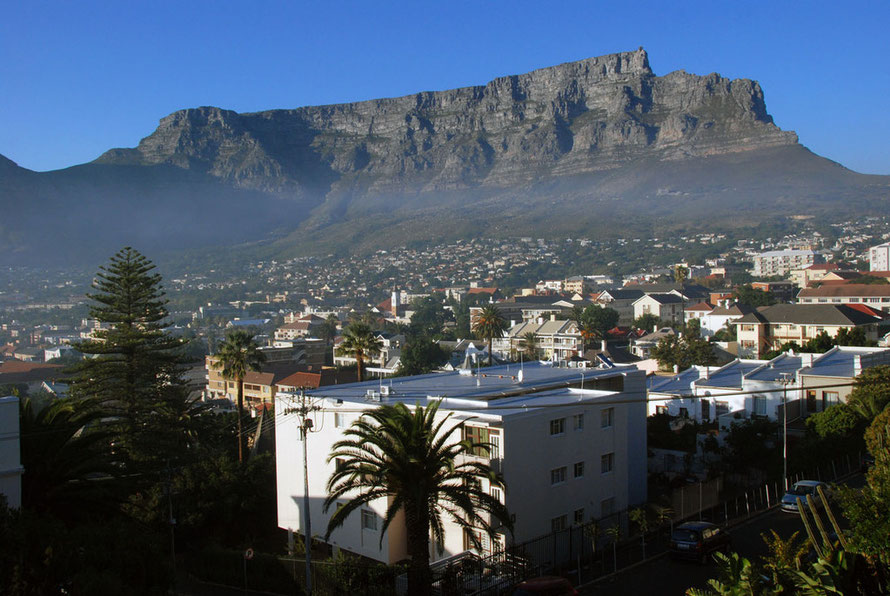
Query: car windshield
xmin=787 ymin=484 xmax=816 ymax=496
xmin=672 ymin=529 xmax=701 ymax=542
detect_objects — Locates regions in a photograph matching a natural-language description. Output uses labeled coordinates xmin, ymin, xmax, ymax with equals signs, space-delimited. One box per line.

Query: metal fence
xmin=443 ymin=451 xmax=864 ymax=595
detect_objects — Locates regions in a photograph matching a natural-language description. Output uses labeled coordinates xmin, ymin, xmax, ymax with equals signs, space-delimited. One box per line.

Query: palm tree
xmin=323 ymin=402 xmax=511 ymax=595
xmin=318 ymin=313 xmax=340 ymax=345
xmin=336 ymin=322 xmax=383 ymax=382
xmin=213 ymin=330 xmax=266 ymax=462
xmin=472 ymin=305 xmax=507 ymax=365
xmin=521 ymin=331 xmax=540 ymax=360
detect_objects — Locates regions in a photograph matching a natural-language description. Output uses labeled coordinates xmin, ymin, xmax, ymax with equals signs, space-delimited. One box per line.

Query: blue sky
xmin=2 ymin=0 xmax=888 ymax=174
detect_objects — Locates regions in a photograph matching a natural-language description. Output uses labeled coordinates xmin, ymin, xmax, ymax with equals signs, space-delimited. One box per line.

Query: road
xmin=583 ymin=474 xmax=864 ymax=595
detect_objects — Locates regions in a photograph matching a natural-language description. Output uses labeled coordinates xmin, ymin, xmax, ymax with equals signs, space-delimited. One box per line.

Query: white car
xmin=780 ymin=480 xmax=828 ymax=513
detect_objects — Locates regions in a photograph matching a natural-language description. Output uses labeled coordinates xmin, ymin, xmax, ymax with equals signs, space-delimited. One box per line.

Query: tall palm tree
xmin=213 ymin=330 xmax=266 ymax=462
xmin=336 ymin=322 xmax=382 ymax=382
xmin=521 ymin=331 xmax=540 ymax=360
xmin=323 ymin=402 xmax=511 ymax=595
xmin=472 ymin=305 xmax=507 ymax=365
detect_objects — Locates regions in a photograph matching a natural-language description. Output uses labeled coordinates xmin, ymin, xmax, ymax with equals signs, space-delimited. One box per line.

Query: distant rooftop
xmin=695 ymin=359 xmax=767 ymax=389
xmin=799 ymin=346 xmax=890 ymax=379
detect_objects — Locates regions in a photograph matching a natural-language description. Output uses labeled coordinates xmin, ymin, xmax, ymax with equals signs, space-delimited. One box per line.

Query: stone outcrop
xmin=96 ymin=48 xmax=797 ymax=197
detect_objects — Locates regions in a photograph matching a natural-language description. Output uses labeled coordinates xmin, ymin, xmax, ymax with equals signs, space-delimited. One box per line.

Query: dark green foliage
xmin=126 ymin=454 xmax=279 ymax=550
xmin=184 ymin=545 xmax=299 ymax=594
xmin=409 ymin=296 xmax=451 ymax=338
xmin=213 ymin=329 xmax=266 ymax=462
xmin=847 ymin=365 xmax=890 ymax=421
xmin=472 ymin=305 xmax=508 ymax=365
xmin=397 ymin=335 xmax=449 ymax=376
xmin=633 ymin=313 xmax=663 ymax=332
xmin=800 ymin=403 xmax=866 ymax=464
xmin=324 ymin=402 xmax=511 ymax=595
xmin=570 ymin=303 xmax=620 ymax=350
xmin=19 ymin=398 xmax=124 ymax=522
xmin=652 ymin=334 xmax=717 ymax=371
xmin=0 ymin=498 xmax=171 ymax=596
xmin=835 ymin=326 xmax=877 ymax=348
xmin=721 ymin=418 xmax=782 ymax=477
xmin=733 ymin=284 xmax=777 ymax=307
xmin=802 ymin=330 xmax=835 ymax=353
xmin=647 ymin=413 xmax=699 ymax=452
xmin=336 ymin=322 xmax=383 ymax=382
xmin=69 ymin=247 xmax=194 ymax=469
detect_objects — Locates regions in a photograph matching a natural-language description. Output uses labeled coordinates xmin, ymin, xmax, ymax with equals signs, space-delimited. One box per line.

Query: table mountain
xmin=1 ymin=48 xmax=887 ymax=265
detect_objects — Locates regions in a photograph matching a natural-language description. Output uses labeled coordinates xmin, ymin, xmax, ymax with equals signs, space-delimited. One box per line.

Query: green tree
xmin=409 ymin=296 xmax=450 ymax=338
xmin=634 ymin=313 xmax=662 ymax=333
xmin=674 ymin=265 xmax=689 ymax=283
xmin=835 ymin=327 xmax=876 ymax=348
xmin=521 ymin=331 xmax=540 ymax=360
xmin=336 ymin=322 xmax=383 ymax=382
xmin=324 ymin=402 xmax=511 ymax=596
xmin=316 ymin=314 xmax=340 ymax=345
xmin=397 ymin=335 xmax=449 ymax=376
xmin=570 ymin=304 xmax=620 ymax=351
xmin=472 ymin=305 xmax=507 ymax=365
xmin=733 ymin=285 xmax=777 ymax=308
xmin=801 ymin=330 xmax=835 ymax=353
xmin=69 ymin=247 xmax=191 ymax=467
xmin=213 ymin=330 xmax=267 ymax=462
xmin=652 ymin=334 xmax=717 ymax=371
xmin=846 ymin=365 xmax=890 ymax=420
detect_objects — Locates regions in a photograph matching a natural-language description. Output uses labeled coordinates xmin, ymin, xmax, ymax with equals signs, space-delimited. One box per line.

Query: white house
xmin=869 ymin=242 xmax=890 ymax=272
xmin=0 ymin=395 xmax=23 ymax=509
xmin=632 ymin=294 xmax=685 ymax=325
xmin=275 ymin=362 xmax=647 ymax=564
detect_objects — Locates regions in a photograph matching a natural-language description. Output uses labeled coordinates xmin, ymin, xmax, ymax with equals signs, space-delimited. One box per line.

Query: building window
xmin=715 ymin=401 xmax=729 ymax=416
xmin=465 ymin=425 xmax=493 ymax=457
xmin=823 ymin=391 xmax=839 ymax=407
xmin=490 ymin=487 xmax=503 ymax=504
xmin=574 ymin=461 xmax=585 ymax=478
xmin=550 ymin=418 xmax=565 ymax=436
xmin=574 ymin=508 xmax=585 ymax=525
xmin=601 ymin=497 xmax=615 ymax=517
xmin=334 ymin=413 xmax=346 ymax=428
xmin=655 ymin=405 xmax=667 ymax=415
xmin=551 ymin=466 xmax=567 ymax=485
xmin=753 ymin=396 xmax=767 ymax=416
xmin=573 ymin=413 xmax=584 ymax=431
xmin=601 ymin=453 xmax=614 ymax=474
xmin=551 ymin=515 xmax=568 ymax=532
xmin=601 ymin=407 xmax=614 ymax=428
xmin=361 ymin=509 xmax=377 ymax=531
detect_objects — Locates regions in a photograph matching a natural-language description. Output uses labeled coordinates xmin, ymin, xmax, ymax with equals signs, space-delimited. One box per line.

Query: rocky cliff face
xmin=96 ymin=48 xmax=797 ymax=197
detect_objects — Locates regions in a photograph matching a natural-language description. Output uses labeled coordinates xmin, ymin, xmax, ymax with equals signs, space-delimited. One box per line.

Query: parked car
xmin=669 ymin=521 xmax=732 ymax=564
xmin=780 ymin=480 xmax=829 ymax=513
xmin=512 ymin=576 xmax=578 ymax=595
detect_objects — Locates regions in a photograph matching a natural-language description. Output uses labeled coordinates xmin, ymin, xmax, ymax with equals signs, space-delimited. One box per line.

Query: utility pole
xmin=779 ymin=372 xmax=792 ymax=490
xmin=288 ymin=388 xmax=317 ymax=596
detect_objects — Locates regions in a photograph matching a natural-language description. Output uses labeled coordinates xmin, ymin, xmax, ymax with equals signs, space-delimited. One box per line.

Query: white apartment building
xmin=492 ymin=318 xmax=582 ymax=362
xmin=870 ymin=242 xmax=890 ymax=272
xmin=275 ymin=362 xmax=647 ymax=564
xmin=752 ymin=250 xmax=819 ymax=277
xmin=797 ymin=284 xmax=890 ymax=314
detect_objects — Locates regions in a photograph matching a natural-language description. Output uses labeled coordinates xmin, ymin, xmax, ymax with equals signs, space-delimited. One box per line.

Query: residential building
xmin=869 ymin=242 xmax=890 ymax=272
xmin=632 ymin=294 xmax=685 ymax=325
xmin=0 ymin=361 xmax=67 ymax=394
xmin=492 ymin=318 xmax=582 ymax=362
xmin=0 ymin=395 xmax=22 ymax=509
xmin=684 ymin=302 xmax=714 ymax=326
xmin=733 ymin=304 xmax=887 ymax=358
xmin=789 ymin=263 xmax=839 ymax=289
xmin=275 ymin=315 xmax=324 ymax=341
xmin=563 ymin=276 xmax=586 ymax=294
xmin=274 ymin=362 xmax=647 ymax=564
xmin=797 ymin=284 xmax=890 ymax=313
xmin=647 ymin=366 xmax=718 ymax=420
xmin=751 ymin=281 xmax=795 ymax=303
xmin=753 ymin=250 xmax=820 ymax=277
xmin=595 ymin=289 xmax=645 ymax=326
xmin=700 ymin=304 xmax=756 ymax=338
xmin=798 ymin=346 xmax=890 ymax=413
xmin=333 ymin=332 xmax=404 ymax=373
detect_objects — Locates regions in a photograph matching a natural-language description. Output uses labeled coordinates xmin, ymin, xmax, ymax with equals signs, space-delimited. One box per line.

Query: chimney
xmin=550 ymin=313 xmax=557 ymax=321
xmin=853 ymin=355 xmax=862 ymax=376
xmin=601 ymin=339 xmax=607 ymax=352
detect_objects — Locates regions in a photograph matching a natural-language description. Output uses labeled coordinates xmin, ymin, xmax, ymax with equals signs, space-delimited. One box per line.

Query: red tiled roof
xmin=277 ymin=371 xmax=323 ymax=389
xmin=806 ymin=263 xmax=840 ymax=271
xmin=844 ymin=303 xmax=888 ymax=319
xmin=467 ymin=287 xmax=498 ymax=294
xmin=687 ymin=301 xmax=713 ymax=311
xmin=0 ymin=361 xmax=62 ymax=374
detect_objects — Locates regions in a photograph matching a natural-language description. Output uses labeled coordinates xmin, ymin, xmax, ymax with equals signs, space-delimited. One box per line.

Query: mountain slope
xmin=1 ymin=48 xmax=887 ymax=266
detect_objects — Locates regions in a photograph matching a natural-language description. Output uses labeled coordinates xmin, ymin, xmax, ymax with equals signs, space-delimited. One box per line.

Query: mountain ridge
xmin=1 ymin=48 xmax=887 ymax=266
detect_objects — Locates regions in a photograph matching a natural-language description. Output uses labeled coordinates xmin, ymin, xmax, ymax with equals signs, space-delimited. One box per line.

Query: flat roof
xmin=695 ymin=359 xmax=767 ymax=389
xmin=287 ymin=362 xmax=639 ymax=418
xmin=799 ymin=346 xmax=890 ymax=378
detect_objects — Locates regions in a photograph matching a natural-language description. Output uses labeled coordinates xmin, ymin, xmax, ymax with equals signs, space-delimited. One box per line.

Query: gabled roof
xmin=708 ymin=303 xmax=755 ymax=317
xmin=733 ymin=304 xmax=884 ymax=326
xmin=798 ymin=284 xmax=890 ymax=298
xmin=799 ymin=346 xmax=890 ymax=378
xmin=695 ymin=359 xmax=767 ymax=389
xmin=805 ymin=263 xmax=839 ymax=271
xmin=686 ymin=302 xmax=714 ymax=312
xmin=634 ymin=293 xmax=684 ymax=305
xmin=600 ymin=289 xmax=645 ymax=301
xmin=649 ymin=366 xmax=716 ymax=395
